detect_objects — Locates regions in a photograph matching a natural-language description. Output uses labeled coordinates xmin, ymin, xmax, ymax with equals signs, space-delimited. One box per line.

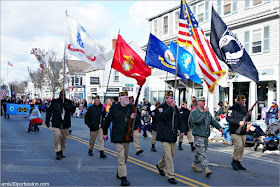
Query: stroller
xmin=254 ymin=121 xmax=280 ymax=152
xmin=245 ymin=123 xmax=264 ymax=147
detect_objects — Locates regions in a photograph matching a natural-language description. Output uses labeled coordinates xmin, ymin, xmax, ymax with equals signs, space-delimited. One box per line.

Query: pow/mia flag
xmin=210 ymin=7 xmax=259 ymax=82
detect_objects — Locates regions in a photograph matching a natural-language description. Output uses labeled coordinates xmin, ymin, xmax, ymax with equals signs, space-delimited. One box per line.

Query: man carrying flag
xmin=210 ymin=7 xmax=259 ymax=83
xmin=103 ymin=34 xmax=151 ymax=186
xmin=178 ymin=0 xmax=226 ymax=93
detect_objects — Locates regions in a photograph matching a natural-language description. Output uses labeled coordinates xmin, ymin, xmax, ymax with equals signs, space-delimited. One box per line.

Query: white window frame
xmin=252 ymin=28 xmax=262 ymax=54
xmin=162 ymin=15 xmax=169 ymax=36
xmin=220 ymin=0 xmax=237 ymax=17
xmin=173 ymin=10 xmax=180 ymax=34
xmin=197 ymin=2 xmax=205 ymax=23
xmin=248 ymin=26 xmax=270 ymax=55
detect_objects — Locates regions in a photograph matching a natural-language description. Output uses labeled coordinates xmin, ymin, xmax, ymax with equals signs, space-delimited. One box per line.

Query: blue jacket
xmin=267 ymin=105 xmax=278 ymax=119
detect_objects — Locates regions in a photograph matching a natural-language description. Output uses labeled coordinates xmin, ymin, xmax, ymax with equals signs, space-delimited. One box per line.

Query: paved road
xmin=1 ymin=114 xmax=279 ymax=186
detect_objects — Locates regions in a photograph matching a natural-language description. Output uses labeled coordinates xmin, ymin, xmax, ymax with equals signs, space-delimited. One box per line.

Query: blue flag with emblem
xmin=210 ymin=7 xmax=259 ymax=82
xmin=145 ymin=33 xmax=188 ymax=82
xmin=169 ymin=41 xmax=202 ymax=84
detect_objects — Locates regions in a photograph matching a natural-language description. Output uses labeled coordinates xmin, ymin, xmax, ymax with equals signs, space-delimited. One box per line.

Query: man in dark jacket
xmin=129 ymin=96 xmax=143 ymax=155
xmin=151 ymin=102 xmax=160 ymax=152
xmin=178 ymin=101 xmax=195 ymax=151
xmin=155 ymin=91 xmax=185 ymax=185
xmin=226 ymin=95 xmax=251 ymax=171
xmin=85 ymin=95 xmax=106 ymax=158
xmin=190 ymin=96 xmax=223 ymax=177
xmin=102 ymin=91 xmax=139 ymax=186
xmin=45 ymin=90 xmax=75 ymax=160
xmin=1 ymin=96 xmax=9 ymax=119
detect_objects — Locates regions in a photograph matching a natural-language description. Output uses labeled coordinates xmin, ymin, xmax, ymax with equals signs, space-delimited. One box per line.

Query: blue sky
xmin=1 ymin=1 xmax=179 ymax=83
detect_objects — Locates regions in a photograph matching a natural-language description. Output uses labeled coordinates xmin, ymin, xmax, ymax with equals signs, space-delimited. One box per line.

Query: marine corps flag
xmin=112 ymin=34 xmax=151 ymax=86
xmin=210 ymin=7 xmax=259 ymax=82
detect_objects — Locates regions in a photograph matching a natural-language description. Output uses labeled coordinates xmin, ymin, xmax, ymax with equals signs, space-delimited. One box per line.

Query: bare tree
xmin=8 ymin=80 xmax=28 ymax=96
xmin=30 ymin=48 xmax=69 ymax=98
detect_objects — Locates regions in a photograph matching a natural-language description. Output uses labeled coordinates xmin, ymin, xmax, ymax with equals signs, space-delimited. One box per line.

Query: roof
xmin=66 ymin=60 xmax=91 ymax=75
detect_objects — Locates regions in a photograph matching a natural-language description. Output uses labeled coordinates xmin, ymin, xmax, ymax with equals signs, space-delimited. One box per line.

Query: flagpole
xmin=172 ymin=42 xmax=180 ymax=131
xmin=190 ymin=81 xmax=194 ymax=108
xmin=7 ymin=62 xmax=8 ymax=90
xmin=62 ymin=10 xmax=68 ymax=103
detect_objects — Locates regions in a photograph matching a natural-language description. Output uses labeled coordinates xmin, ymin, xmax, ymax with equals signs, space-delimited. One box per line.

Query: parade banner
xmin=6 ymin=104 xmax=39 ymax=115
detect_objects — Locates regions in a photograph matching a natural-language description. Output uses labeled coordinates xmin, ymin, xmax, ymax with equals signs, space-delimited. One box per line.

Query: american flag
xmin=8 ymin=61 xmax=13 ymax=66
xmin=178 ymin=0 xmax=226 ymax=93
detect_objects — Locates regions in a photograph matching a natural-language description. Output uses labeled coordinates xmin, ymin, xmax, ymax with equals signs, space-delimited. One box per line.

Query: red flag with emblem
xmin=112 ymin=34 xmax=151 ymax=86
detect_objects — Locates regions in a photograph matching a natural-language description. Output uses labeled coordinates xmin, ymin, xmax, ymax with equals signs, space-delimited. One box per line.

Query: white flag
xmin=66 ymin=14 xmax=105 ymax=70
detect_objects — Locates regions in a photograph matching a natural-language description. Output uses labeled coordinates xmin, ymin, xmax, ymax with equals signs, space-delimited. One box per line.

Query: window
xmin=232 ymin=0 xmax=237 ymax=13
xmin=75 ymin=77 xmax=79 ymax=86
xmin=224 ymin=0 xmax=231 ymax=15
xmin=80 ymin=77 xmax=83 ymax=85
xmin=197 ymin=3 xmax=204 ymax=23
xmin=114 ymin=70 xmax=119 ymax=82
xmin=154 ymin=20 xmax=158 ymax=36
xmin=263 ymin=26 xmax=270 ymax=53
xmin=246 ymin=0 xmax=270 ymax=9
xmin=195 ymin=89 xmax=203 ymax=97
xmin=72 ymin=77 xmax=74 ymax=86
xmin=158 ymin=91 xmax=165 ymax=103
xmin=150 ymin=91 xmax=157 ymax=105
xmin=163 ymin=16 xmax=168 ymax=35
xmin=192 ymin=5 xmax=196 ymax=17
xmin=252 ymin=29 xmax=262 ymax=53
xmin=174 ymin=11 xmax=180 ymax=31
xmin=245 ymin=0 xmax=250 ymax=9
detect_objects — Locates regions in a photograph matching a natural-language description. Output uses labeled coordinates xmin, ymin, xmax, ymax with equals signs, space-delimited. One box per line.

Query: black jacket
xmin=151 ymin=109 xmax=158 ymax=131
xmin=85 ymin=104 xmax=105 ymax=131
xmin=102 ymin=103 xmax=140 ymax=143
xmin=45 ymin=98 xmax=75 ymax=129
xmin=226 ymin=103 xmax=251 ymax=135
xmin=156 ymin=102 xmax=185 ymax=142
xmin=180 ymin=107 xmax=190 ymax=132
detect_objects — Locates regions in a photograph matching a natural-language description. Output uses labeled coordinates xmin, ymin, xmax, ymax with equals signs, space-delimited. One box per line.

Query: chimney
xmin=112 ymin=38 xmax=117 ymax=50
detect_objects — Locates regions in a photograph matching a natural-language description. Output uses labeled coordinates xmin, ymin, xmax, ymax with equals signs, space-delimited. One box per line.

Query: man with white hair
xmin=102 ymin=91 xmax=139 ymax=186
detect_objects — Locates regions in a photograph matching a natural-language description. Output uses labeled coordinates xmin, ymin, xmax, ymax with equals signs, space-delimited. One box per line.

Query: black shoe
xmin=156 ymin=164 xmax=165 ymax=176
xmin=151 ymin=147 xmax=157 ymax=152
xmin=136 ymin=150 xmax=143 ymax=155
xmin=121 ymin=177 xmax=130 ymax=186
xmin=69 ymin=130 xmax=72 ymax=135
xmin=237 ymin=162 xmax=246 ymax=170
xmin=178 ymin=142 xmax=183 ymax=150
xmin=88 ymin=150 xmax=93 ymax=156
xmin=231 ymin=160 xmax=239 ymax=170
xmin=56 ymin=152 xmax=61 ymax=160
xmin=168 ymin=178 xmax=177 ymax=184
xmin=60 ymin=151 xmax=65 ymax=158
xmin=100 ymin=151 xmax=106 ymax=158
xmin=190 ymin=143 xmax=195 ymax=151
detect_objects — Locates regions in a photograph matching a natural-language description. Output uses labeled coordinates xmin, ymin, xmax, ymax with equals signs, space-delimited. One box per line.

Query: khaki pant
xmin=151 ymin=130 xmax=157 ymax=145
xmin=231 ymin=134 xmax=246 ymax=162
xmin=179 ymin=128 xmax=194 ymax=143
xmin=133 ymin=130 xmax=141 ymax=152
xmin=157 ymin=142 xmax=176 ymax=179
xmin=52 ymin=127 xmax=69 ymax=152
xmin=115 ymin=142 xmax=130 ymax=177
xmin=88 ymin=128 xmax=104 ymax=151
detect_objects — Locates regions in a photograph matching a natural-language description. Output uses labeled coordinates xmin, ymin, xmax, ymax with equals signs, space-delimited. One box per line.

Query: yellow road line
xmin=42 ymin=126 xmax=209 ymax=186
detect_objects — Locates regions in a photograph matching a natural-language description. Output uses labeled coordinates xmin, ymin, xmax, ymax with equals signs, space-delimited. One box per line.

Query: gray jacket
xmin=190 ymin=107 xmax=222 ymax=138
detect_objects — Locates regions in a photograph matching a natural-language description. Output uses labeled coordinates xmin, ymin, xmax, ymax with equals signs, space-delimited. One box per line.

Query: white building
xmin=142 ymin=0 xmax=279 ymax=122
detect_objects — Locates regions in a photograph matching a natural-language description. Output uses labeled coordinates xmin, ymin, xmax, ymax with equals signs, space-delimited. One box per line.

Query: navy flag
xmin=145 ymin=33 xmax=188 ymax=82
xmin=210 ymin=7 xmax=259 ymax=82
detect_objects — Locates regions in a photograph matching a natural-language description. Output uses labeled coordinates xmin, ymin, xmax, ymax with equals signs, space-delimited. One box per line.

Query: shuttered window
xmin=252 ymin=29 xmax=262 ymax=53
xmin=232 ymin=0 xmax=237 ymax=13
